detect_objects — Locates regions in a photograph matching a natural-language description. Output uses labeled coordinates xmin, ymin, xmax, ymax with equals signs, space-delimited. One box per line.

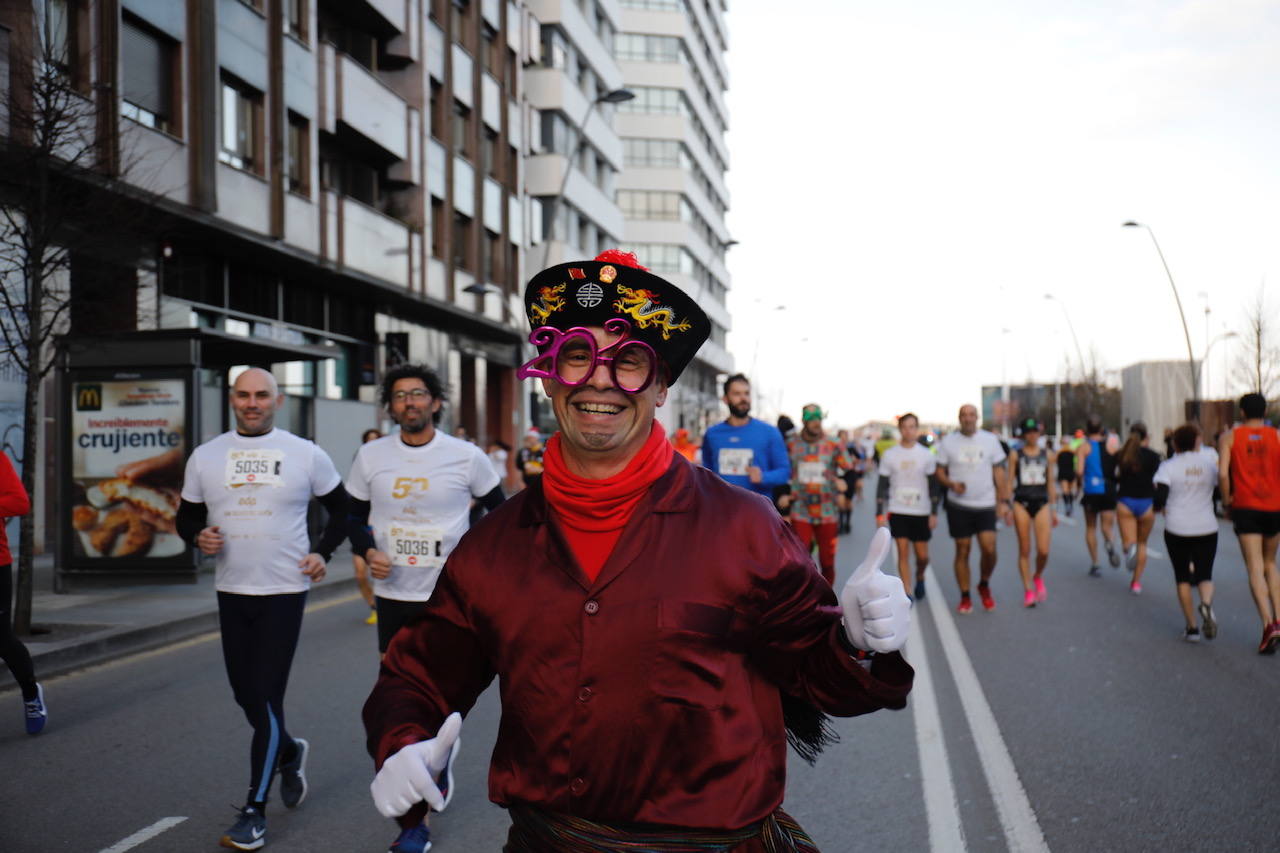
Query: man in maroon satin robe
xmin=363 ymin=251 xmax=915 ymax=853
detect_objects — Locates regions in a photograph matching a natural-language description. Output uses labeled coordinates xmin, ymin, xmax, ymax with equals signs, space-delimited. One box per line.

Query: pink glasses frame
xmin=517 ymin=318 xmax=658 ymax=394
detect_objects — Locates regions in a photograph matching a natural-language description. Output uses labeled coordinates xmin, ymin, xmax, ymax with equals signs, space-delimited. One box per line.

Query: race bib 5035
xmin=719 ymin=448 xmax=753 ymax=476
xmin=225 ymin=449 xmax=284 ymax=487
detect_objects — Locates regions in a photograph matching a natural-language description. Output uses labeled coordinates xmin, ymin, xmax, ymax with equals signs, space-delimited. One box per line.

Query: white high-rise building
xmin=615 ymin=0 xmax=733 ymax=435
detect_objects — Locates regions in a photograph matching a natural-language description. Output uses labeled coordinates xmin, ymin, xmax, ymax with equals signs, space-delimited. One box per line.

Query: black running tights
xmin=0 ymin=564 xmax=37 ymax=699
xmin=217 ymin=591 xmax=307 ymax=808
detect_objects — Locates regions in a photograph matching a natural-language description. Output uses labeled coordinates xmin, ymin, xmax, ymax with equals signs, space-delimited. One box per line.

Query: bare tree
xmin=1 ymin=15 xmax=155 ymax=632
xmin=1231 ymin=286 xmax=1280 ymax=402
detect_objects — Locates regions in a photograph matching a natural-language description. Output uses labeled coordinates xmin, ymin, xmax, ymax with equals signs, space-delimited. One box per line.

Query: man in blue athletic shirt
xmin=702 ymin=373 xmax=790 ymax=499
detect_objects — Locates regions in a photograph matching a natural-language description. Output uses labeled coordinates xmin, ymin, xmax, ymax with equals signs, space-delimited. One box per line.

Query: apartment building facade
xmin=615 ymin=0 xmax=732 ymax=434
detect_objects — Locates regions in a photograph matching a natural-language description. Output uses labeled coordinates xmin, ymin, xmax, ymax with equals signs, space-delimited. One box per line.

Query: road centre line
xmin=924 ymin=573 xmax=1051 ymax=853
xmin=908 ymin=610 xmax=967 ymax=852
xmin=97 ymin=817 xmax=187 ymax=852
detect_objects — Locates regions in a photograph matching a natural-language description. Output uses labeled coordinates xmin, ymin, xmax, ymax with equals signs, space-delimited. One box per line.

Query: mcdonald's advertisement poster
xmin=69 ymin=379 xmax=186 ymax=560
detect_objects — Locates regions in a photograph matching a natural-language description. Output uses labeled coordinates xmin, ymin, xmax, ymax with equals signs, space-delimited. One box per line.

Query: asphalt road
xmin=2 ymin=484 xmax=1279 ymax=852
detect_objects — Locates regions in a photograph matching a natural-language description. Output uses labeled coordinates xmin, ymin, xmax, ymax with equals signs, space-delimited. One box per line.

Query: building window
xmin=286 ymin=0 xmax=308 ymax=41
xmin=239 ymin=0 xmax=265 ymax=12
xmin=451 ymin=100 xmax=472 ymax=158
xmin=505 ymin=145 xmax=518 ymax=193
xmin=219 ymin=74 xmax=264 ymax=174
xmin=451 ymin=0 xmax=471 ymax=47
xmin=431 ymin=197 xmax=445 ymax=258
xmin=481 ymin=129 xmax=499 ymax=179
xmin=617 ymin=86 xmax=680 ymax=114
xmin=453 ymin=212 xmax=473 ymax=270
xmin=429 ymin=80 xmax=444 ymax=140
xmin=617 ymin=190 xmax=680 ymax=220
xmin=286 ymin=112 xmax=310 ymax=194
xmin=615 ymin=33 xmax=680 ymax=63
xmin=45 ymin=0 xmax=84 ymax=86
xmin=121 ymin=15 xmax=177 ymax=134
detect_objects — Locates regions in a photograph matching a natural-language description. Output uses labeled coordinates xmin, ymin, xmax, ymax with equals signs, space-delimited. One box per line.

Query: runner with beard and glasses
xmin=346 ymin=364 xmax=506 ymax=853
xmin=778 ymin=405 xmax=853 ymax=586
xmin=702 ymin=374 xmax=790 ymax=502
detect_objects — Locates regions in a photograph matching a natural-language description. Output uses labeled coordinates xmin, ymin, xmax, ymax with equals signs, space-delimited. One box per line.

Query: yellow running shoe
xmin=364 ymin=609 xmax=378 ymax=626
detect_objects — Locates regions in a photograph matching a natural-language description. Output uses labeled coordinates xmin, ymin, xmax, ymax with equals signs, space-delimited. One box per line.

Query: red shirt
xmin=364 ymin=454 xmax=913 ymax=830
xmin=1230 ymin=425 xmax=1280 ymax=511
xmin=0 ymin=452 xmax=31 ymax=565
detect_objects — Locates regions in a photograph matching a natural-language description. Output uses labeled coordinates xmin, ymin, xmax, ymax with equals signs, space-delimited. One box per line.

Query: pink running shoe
xmin=1130 ymin=581 xmax=1142 ymax=595
xmin=1023 ymin=589 xmax=1036 ymax=608
xmin=1034 ymin=576 xmax=1047 ymax=603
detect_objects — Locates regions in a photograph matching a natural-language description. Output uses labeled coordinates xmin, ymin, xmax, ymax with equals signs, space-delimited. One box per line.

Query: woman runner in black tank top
xmin=1009 ymin=419 xmax=1057 ymax=608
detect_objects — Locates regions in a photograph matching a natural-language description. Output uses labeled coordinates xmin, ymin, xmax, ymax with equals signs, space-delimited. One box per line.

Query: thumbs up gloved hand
xmin=371 ymin=711 xmax=462 ymax=818
xmin=841 ymin=527 xmax=911 ymax=654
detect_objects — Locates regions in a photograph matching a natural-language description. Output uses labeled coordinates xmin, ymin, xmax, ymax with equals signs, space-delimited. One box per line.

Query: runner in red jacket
xmin=0 ymin=451 xmax=45 ymax=734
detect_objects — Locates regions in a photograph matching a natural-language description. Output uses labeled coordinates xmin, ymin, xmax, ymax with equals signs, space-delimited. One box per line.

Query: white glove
xmin=370 ymin=711 xmax=462 ymax=818
xmin=840 ymin=527 xmax=911 ymax=653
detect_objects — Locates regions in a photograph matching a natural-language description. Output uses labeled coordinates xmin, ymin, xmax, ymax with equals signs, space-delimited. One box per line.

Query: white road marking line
xmin=98 ymin=817 xmax=187 ymax=852
xmin=908 ymin=611 xmax=967 ymax=852
xmin=925 ymin=574 xmax=1051 ymax=853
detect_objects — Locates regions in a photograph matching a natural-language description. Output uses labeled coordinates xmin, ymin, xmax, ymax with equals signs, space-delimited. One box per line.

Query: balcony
xmin=321 ymin=190 xmax=415 ymax=287
xmin=321 ymin=43 xmax=410 ymax=162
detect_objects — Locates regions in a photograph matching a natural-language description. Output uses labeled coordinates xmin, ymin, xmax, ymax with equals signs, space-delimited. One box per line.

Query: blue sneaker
xmin=279 ymin=737 xmax=309 ymax=808
xmin=914 ymin=579 xmax=926 ymax=600
xmin=24 ymin=683 xmax=46 ymax=735
xmin=220 ymin=806 xmax=266 ymax=850
xmin=389 ymin=824 xmax=432 ymax=853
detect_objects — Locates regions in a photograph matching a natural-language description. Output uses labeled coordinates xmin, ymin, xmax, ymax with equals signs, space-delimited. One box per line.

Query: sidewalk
xmin=0 ymin=546 xmax=359 ymax=691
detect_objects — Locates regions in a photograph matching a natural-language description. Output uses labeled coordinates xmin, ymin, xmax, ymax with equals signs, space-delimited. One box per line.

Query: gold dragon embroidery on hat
xmin=528 ymin=283 xmax=567 ymax=324
xmin=613 ymin=285 xmax=692 ymax=340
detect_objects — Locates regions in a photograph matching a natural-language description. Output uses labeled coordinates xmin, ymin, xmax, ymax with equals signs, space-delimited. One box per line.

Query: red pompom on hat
xmin=594 ymin=248 xmax=648 ymax=271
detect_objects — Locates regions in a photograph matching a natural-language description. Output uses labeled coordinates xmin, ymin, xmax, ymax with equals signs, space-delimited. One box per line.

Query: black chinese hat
xmin=522 ymin=249 xmax=710 ymax=385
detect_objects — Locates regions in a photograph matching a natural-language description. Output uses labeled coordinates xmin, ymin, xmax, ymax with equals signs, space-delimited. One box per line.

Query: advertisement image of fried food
xmin=72 ymin=505 xmax=99 ymax=531
xmin=91 ymin=477 xmax=180 ymax=525
xmin=88 ymin=507 xmax=155 ymax=557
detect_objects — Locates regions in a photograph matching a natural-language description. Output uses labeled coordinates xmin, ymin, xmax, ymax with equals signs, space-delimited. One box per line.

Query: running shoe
xmin=914 ymin=579 xmax=926 ymax=600
xmin=977 ymin=582 xmax=996 ymax=612
xmin=389 ymin=824 xmax=432 ymax=853
xmin=1034 ymin=576 xmax=1047 ymax=603
xmin=1184 ymin=627 xmax=1201 ymax=643
xmin=1106 ymin=540 xmax=1120 ymax=568
xmin=1262 ymin=621 xmax=1280 ymax=656
xmin=956 ymin=596 xmax=973 ymax=615
xmin=1023 ymin=589 xmax=1036 ymax=608
xmin=1088 ymin=565 xmax=1101 ymax=578
xmin=365 ymin=609 xmax=378 ymax=626
xmin=279 ymin=737 xmax=309 ymax=808
xmin=1198 ymin=603 xmax=1217 ymax=640
xmin=1124 ymin=544 xmax=1138 ymax=571
xmin=220 ymin=806 xmax=266 ymax=850
xmin=1129 ymin=581 xmax=1142 ymax=595
xmin=24 ymin=683 xmax=46 ymax=735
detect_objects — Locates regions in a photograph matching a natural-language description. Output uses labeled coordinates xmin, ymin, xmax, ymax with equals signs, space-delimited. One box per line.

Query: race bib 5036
xmin=388 ymin=524 xmax=445 ymax=569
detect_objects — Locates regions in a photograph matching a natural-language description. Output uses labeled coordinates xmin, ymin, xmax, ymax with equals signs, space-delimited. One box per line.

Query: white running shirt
xmin=1155 ymin=448 xmax=1220 ymax=537
xmin=938 ymin=430 xmax=1007 ymax=509
xmin=346 ymin=432 xmax=500 ymax=602
xmin=181 ymin=428 xmax=342 ymax=595
xmin=880 ymin=443 xmax=937 ymax=516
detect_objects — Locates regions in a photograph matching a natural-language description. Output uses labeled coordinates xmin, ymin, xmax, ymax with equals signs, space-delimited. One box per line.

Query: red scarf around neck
xmin=542 ymin=421 xmax=674 ymax=581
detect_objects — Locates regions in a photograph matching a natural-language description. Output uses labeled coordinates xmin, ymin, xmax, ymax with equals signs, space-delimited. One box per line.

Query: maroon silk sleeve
xmin=747 ymin=513 xmax=914 ymax=714
xmin=362 ymin=564 xmax=496 ymax=768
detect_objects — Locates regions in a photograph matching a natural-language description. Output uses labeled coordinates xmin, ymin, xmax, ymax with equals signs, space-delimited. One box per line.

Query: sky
xmin=722 ymin=0 xmax=1280 ymax=428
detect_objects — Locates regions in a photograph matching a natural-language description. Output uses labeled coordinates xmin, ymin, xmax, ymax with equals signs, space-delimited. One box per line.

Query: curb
xmin=0 ymin=577 xmax=359 ymax=690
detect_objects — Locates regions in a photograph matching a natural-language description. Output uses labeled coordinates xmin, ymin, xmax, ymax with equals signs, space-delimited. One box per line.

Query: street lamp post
xmin=1122 ymin=221 xmax=1200 ymax=421
xmin=1044 ymin=293 xmax=1087 ymax=381
xmin=538 ymin=88 xmax=635 ymax=271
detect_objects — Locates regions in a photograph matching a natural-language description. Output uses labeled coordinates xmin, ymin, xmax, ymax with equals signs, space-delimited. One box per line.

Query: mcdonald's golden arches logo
xmin=76 ymin=384 xmax=102 ymax=411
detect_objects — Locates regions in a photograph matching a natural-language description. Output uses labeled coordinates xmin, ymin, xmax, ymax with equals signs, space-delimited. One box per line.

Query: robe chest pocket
xmin=651 ymin=601 xmax=734 ymax=710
